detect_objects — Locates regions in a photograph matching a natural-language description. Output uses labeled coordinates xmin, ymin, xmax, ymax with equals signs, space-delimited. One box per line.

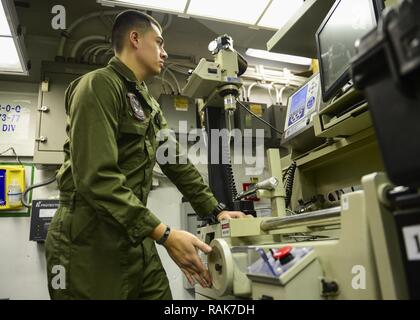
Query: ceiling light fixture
xmin=246 ymin=48 xmax=311 ymax=66
xmin=97 ymin=0 xmax=305 ymax=31
xmin=0 ymin=0 xmax=29 ymax=75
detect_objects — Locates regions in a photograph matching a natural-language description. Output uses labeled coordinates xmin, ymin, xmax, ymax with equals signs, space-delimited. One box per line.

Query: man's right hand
xmin=162 ymin=228 xmax=212 ymax=288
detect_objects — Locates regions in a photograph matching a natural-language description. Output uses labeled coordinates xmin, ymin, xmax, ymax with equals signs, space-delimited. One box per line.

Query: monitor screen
xmin=316 ymin=0 xmax=382 ymax=102
xmin=288 ymin=85 xmax=308 ymax=128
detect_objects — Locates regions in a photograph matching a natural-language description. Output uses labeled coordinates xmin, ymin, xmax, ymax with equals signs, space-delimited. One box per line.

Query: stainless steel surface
xmin=260 ymin=206 xmax=341 ymax=231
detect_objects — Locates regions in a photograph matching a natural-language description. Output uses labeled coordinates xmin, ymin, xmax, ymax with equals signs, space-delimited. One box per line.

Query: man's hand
xmin=216 ymin=210 xmax=253 ymax=221
xmin=163 ymin=229 xmax=212 ymax=288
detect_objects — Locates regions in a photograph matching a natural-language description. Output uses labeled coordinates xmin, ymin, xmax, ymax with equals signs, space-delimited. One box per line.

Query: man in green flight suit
xmin=45 ymin=10 xmax=246 ymax=300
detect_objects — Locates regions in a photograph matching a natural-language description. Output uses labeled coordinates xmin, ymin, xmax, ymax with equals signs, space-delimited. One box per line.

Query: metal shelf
xmin=267 ymin=0 xmax=335 ymax=58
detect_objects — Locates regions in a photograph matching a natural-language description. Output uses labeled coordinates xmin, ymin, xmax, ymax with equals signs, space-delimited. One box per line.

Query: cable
xmin=167 ymin=63 xmax=193 ymax=74
xmin=0 ymin=147 xmax=23 ymax=166
xmin=284 ymin=162 xmax=297 ymax=208
xmin=221 ymin=130 xmax=238 ymax=205
xmin=22 ymin=174 xmax=57 ymax=208
xmin=162 ymin=65 xmax=181 ymax=94
xmin=154 ymin=76 xmax=176 ymax=94
xmin=241 ymin=85 xmax=247 ymax=101
xmin=247 ymin=82 xmax=257 ymax=100
xmin=236 ymin=99 xmax=283 ymax=135
xmin=223 ymin=162 xmax=238 ymax=205
xmin=165 ymin=68 xmax=182 ymax=94
xmin=267 ymin=85 xmax=276 ymax=105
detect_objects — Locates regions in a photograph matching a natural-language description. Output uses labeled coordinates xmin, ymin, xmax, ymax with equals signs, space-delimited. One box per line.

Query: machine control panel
xmin=284 ymin=74 xmax=321 ymax=139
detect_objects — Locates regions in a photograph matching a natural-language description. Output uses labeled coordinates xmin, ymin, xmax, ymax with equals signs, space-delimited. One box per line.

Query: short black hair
xmin=111 ymin=10 xmax=162 ymax=53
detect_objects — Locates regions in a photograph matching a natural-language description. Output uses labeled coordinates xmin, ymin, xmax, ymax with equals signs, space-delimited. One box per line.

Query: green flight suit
xmin=45 ymin=56 xmax=218 ymax=300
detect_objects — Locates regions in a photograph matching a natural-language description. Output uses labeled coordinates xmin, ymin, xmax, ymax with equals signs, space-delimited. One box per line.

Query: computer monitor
xmin=316 ymin=0 xmax=384 ymax=102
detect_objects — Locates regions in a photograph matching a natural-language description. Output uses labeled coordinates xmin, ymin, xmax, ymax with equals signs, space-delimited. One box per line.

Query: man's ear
xmin=129 ymin=30 xmax=141 ymax=49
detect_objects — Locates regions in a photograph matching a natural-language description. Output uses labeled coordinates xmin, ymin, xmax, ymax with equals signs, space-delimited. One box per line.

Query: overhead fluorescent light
xmin=0 ymin=0 xmax=11 ymax=36
xmin=103 ymin=0 xmax=188 ymax=13
xmin=258 ymin=0 xmax=304 ymax=29
xmin=0 ymin=37 xmax=23 ymax=73
xmin=97 ymin=0 xmax=302 ymax=31
xmin=246 ymin=48 xmax=311 ymax=66
xmin=0 ymin=0 xmax=29 ymax=75
xmin=187 ymin=0 xmax=270 ymax=25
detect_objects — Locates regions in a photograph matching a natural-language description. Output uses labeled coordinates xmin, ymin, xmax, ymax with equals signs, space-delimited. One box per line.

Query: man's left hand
xmin=216 ymin=210 xmax=253 ymax=221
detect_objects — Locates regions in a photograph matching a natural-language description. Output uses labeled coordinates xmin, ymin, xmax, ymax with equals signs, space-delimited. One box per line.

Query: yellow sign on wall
xmin=249 ymin=104 xmax=263 ymax=117
xmin=174 ymin=97 xmax=189 ymax=112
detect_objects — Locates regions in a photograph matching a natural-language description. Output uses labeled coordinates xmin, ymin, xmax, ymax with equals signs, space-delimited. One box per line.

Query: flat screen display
xmin=317 ymin=0 xmax=379 ymax=101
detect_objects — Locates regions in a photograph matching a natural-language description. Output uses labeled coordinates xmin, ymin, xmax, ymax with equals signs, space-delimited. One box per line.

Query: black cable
xmin=283 ymin=162 xmax=294 ymax=184
xmin=223 ymin=162 xmax=238 ymax=204
xmin=236 ymin=99 xmax=283 ymax=135
xmin=22 ymin=174 xmax=57 ymax=208
xmin=221 ymin=131 xmax=238 ymax=206
xmin=0 ymin=147 xmax=23 ymax=166
xmin=282 ymin=167 xmax=289 ymax=180
xmin=284 ymin=162 xmax=297 ymax=208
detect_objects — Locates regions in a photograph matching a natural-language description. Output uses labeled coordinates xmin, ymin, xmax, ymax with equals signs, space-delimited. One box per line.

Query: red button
xmin=273 ymin=246 xmax=293 ymax=260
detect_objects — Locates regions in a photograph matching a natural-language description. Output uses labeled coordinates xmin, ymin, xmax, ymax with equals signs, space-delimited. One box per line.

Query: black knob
xmin=279 ymin=253 xmax=294 ymax=265
xmin=321 ymin=279 xmax=339 ymax=295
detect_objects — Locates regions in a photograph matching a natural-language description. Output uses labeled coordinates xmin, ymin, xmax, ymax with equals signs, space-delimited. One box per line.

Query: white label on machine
xmin=221 ymin=220 xmax=230 ymax=237
xmin=0 ymin=102 xmax=30 ymax=140
xmin=402 ymin=225 xmax=420 ymax=261
xmin=39 ymin=208 xmax=57 ymax=218
xmin=342 ymin=195 xmax=349 ymax=211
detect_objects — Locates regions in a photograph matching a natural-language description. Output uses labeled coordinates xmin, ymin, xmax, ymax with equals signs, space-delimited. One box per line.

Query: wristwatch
xmin=156 ymin=226 xmax=171 ymax=245
xmin=211 ymin=202 xmax=227 ymax=218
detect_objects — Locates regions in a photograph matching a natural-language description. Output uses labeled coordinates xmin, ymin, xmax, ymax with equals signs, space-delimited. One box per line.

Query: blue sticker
xmin=226 ymin=77 xmax=240 ymax=83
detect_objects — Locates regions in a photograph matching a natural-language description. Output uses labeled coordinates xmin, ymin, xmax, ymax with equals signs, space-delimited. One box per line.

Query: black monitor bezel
xmin=316 ymin=0 xmax=384 ymax=102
